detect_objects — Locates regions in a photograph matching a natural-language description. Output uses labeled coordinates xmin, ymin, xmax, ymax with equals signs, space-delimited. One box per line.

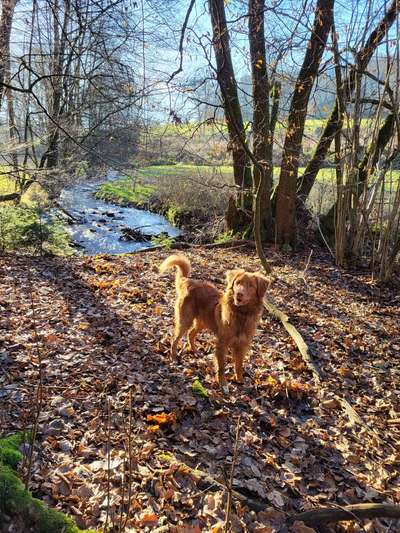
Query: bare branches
xmin=298 ymin=0 xmax=400 ymax=201
xmin=168 ymin=0 xmax=196 ymax=83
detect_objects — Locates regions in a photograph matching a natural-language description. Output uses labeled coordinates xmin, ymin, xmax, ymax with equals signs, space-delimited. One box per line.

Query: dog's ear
xmin=226 ymin=269 xmax=244 ymax=289
xmin=254 ymin=274 xmax=269 ymax=299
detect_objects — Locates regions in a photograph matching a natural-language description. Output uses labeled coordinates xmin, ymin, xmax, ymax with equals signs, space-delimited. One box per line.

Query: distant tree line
xmin=0 ymin=0 xmax=143 ymax=201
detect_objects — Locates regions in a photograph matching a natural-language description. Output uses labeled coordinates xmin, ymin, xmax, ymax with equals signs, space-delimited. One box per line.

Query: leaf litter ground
xmin=0 ymin=247 xmax=399 ymax=532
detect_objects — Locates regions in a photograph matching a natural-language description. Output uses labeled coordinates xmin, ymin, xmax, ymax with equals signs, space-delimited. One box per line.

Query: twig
xmin=168 ymin=0 xmax=196 ymax=82
xmin=325 ymin=502 xmax=368 ymax=533
xmin=334 ymin=395 xmax=396 ymax=450
xmin=156 ymin=452 xmax=271 ymax=513
xmin=104 ymin=397 xmax=112 ymax=532
xmin=126 ymin=239 xmax=255 ymax=254
xmin=121 ymin=386 xmax=135 ymax=532
xmin=24 ymin=273 xmax=44 ymax=489
xmin=300 ymin=249 xmax=313 ymax=288
xmin=224 ymin=415 xmax=241 ymax=532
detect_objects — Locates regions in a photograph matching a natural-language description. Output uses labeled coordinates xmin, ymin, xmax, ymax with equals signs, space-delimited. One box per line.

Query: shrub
xmin=0 ymin=206 xmax=74 ymax=255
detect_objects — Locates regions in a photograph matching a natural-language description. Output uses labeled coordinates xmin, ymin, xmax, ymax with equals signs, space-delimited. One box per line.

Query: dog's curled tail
xmin=159 ymin=254 xmax=191 ymax=285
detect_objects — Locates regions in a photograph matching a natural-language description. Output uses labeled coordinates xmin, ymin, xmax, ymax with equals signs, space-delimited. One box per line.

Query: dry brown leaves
xmin=0 ymin=247 xmax=399 ymax=532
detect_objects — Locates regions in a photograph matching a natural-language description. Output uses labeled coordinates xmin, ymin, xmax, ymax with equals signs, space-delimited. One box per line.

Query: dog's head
xmin=226 ymin=269 xmax=269 ymax=307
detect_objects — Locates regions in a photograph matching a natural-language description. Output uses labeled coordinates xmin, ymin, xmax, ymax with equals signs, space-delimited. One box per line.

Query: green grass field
xmin=93 ymin=164 xmax=345 ymax=225
xmin=149 ymin=118 xmax=375 ymax=138
xmin=135 ymin=163 xmax=233 ymax=182
xmin=131 ymin=163 xmax=399 ymax=186
xmin=98 ymin=163 xmax=400 ymax=202
xmin=94 ymin=181 xmax=155 ymax=206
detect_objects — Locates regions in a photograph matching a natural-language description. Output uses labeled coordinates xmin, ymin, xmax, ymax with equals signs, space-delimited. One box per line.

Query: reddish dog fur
xmin=159 ymin=254 xmax=269 ymax=387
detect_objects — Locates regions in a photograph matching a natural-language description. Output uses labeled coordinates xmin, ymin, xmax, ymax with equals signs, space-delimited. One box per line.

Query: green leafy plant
xmin=192 ymin=377 xmax=209 ymax=399
xmin=0 ymin=206 xmax=74 ymax=255
xmin=151 ymin=233 xmax=175 ymax=249
xmin=214 ymin=230 xmax=234 ymax=245
xmin=165 ymin=204 xmax=188 ymax=226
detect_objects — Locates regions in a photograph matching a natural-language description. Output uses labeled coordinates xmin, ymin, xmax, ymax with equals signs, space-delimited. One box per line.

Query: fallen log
xmin=126 ymin=239 xmax=255 ymax=254
xmin=53 ymin=200 xmax=81 ymax=223
xmin=292 ymin=503 xmax=400 ymax=526
xmin=263 ymin=298 xmax=322 ymax=383
xmin=0 ymin=192 xmax=20 ymax=202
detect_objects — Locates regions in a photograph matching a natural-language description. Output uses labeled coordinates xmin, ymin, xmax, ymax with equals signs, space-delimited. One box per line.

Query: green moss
xmin=0 ymin=433 xmax=27 ymax=469
xmin=0 ymin=433 xmax=94 ymax=533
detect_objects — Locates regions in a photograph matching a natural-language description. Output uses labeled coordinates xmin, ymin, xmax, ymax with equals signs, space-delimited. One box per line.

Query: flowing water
xmin=58 ymin=173 xmax=180 ymax=255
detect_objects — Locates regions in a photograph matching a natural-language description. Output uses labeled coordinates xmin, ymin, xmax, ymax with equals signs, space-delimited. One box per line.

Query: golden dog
xmin=160 ymin=254 xmax=268 ymax=387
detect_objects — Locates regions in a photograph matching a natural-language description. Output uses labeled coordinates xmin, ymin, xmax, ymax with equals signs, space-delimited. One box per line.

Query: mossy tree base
xmin=0 ymin=433 xmax=94 ymax=533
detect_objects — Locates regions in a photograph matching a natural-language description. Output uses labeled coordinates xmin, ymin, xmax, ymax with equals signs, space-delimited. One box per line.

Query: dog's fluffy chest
xmin=218 ymin=296 xmax=261 ymax=342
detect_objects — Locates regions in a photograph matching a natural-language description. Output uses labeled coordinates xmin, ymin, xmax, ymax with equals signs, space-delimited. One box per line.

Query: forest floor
xmin=0 ymin=246 xmax=399 ymax=532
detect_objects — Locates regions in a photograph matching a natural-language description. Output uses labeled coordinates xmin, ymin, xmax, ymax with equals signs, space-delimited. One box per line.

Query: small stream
xmin=58 ymin=173 xmax=180 ymax=255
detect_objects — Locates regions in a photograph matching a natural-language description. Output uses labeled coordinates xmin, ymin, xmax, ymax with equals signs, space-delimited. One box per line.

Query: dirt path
xmin=0 ymin=248 xmax=399 ymax=531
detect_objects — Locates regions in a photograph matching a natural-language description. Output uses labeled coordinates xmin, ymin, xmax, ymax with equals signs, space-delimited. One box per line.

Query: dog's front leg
xmin=232 ymin=341 xmax=250 ymax=383
xmin=233 ymin=350 xmax=245 ymax=383
xmin=215 ymin=340 xmax=227 ymax=388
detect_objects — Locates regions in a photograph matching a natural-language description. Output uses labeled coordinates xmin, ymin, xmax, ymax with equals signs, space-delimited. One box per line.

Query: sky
xmin=138 ymin=0 xmax=399 ymax=122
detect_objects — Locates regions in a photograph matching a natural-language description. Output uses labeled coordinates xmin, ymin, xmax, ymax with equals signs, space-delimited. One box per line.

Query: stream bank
xmin=57 ymin=173 xmax=180 ymax=255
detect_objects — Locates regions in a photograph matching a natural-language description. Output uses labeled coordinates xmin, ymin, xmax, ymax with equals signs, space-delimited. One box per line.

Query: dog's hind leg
xmin=171 ymin=300 xmax=193 ymax=359
xmin=188 ymin=320 xmax=201 ymax=352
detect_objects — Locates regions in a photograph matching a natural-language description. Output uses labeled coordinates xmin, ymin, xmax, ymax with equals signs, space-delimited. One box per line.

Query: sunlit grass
xmin=0 ymin=167 xmax=16 ymax=195
xmin=131 ymin=163 xmax=399 ymax=189
xmin=149 ymin=118 xmax=375 ymax=138
xmin=0 ymin=167 xmax=48 ymax=206
xmin=135 ymin=163 xmax=233 ymax=183
xmin=94 ymin=180 xmax=155 ymax=206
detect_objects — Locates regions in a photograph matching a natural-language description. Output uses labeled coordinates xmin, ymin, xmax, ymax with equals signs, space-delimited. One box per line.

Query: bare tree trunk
xmin=275 ymin=0 xmax=334 ymax=246
xmin=40 ymin=0 xmax=71 ymax=170
xmin=249 ymin=0 xmax=273 ymax=240
xmin=7 ymin=83 xmax=19 ymax=174
xmin=208 ymin=0 xmax=252 ymax=230
xmin=331 ymin=20 xmax=347 ymax=266
xmin=298 ymin=0 xmax=400 ymax=202
xmin=4 ymin=0 xmax=19 ymax=175
xmin=0 ymin=0 xmax=17 ymax=110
